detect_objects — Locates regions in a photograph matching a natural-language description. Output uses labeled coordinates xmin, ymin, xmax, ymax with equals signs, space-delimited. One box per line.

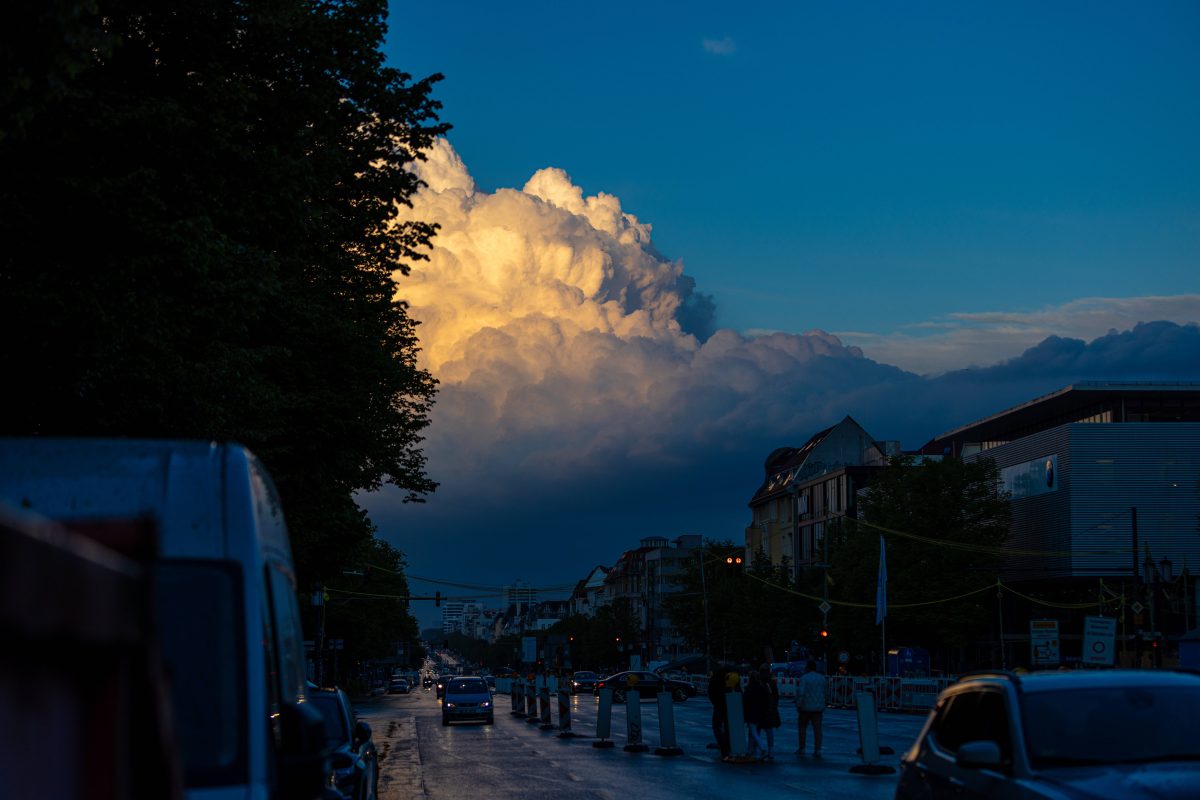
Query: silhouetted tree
xmin=0 ymin=1 xmax=448 ymax=595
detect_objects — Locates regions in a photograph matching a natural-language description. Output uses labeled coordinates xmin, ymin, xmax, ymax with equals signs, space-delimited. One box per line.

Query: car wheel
xmin=672 ymin=687 xmax=687 ymax=702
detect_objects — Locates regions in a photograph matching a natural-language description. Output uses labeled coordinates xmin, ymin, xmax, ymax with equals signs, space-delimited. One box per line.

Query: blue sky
xmin=376 ymin=2 xmax=1200 ymax=626
xmin=385 ymin=1 xmax=1199 ymax=341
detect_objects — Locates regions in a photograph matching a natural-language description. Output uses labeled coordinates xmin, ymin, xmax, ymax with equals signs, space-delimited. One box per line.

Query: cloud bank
xmin=374 ymin=139 xmax=1200 ymax=619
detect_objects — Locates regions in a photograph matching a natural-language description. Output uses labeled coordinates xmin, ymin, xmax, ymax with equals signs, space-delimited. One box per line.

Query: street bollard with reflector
xmin=525 ymin=674 xmax=538 ymax=722
xmin=557 ymin=677 xmax=577 ymax=738
xmin=623 ymin=688 xmax=648 ymax=752
xmin=511 ymin=676 xmax=524 ymax=716
xmin=724 ymin=691 xmax=751 ymax=761
xmin=653 ymin=691 xmax=683 ymax=756
xmin=539 ymin=674 xmax=554 ymax=730
xmin=592 ymin=687 xmax=615 ymax=748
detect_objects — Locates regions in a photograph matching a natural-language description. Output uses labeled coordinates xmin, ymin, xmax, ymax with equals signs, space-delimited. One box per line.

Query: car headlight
xmin=480 ymin=700 xmax=491 ymax=708
xmin=444 ymin=702 xmax=456 ymax=708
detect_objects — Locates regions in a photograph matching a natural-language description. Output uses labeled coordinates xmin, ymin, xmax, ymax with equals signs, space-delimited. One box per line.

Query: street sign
xmin=1082 ymin=616 xmax=1116 ymax=666
xmin=522 ymin=635 xmax=537 ymax=664
xmin=1130 ymin=601 xmax=1145 ymax=615
xmin=818 ymin=600 xmax=831 ymax=614
xmin=838 ymin=650 xmax=850 ymax=664
xmin=1030 ymin=619 xmax=1060 ymax=666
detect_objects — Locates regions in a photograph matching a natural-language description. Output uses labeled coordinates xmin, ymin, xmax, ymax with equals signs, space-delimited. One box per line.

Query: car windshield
xmin=574 ymin=672 xmax=596 ymax=679
xmin=1022 ymin=685 xmax=1200 ymax=767
xmin=448 ymin=679 xmax=488 ymax=694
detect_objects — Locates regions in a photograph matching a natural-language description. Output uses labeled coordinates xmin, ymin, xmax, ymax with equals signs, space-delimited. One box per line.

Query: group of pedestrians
xmin=708 ymin=659 xmax=827 ymax=762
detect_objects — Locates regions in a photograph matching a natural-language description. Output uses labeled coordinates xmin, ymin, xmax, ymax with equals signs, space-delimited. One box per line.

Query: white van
xmin=0 ymin=439 xmax=328 ymax=800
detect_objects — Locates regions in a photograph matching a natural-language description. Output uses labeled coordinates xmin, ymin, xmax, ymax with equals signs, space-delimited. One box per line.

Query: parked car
xmin=570 ymin=671 xmax=599 ymax=695
xmin=387 ymin=676 xmax=410 ymax=694
xmin=594 ymin=670 xmax=697 ymax=702
xmin=310 ymin=686 xmax=378 ymax=800
xmin=441 ymin=676 xmax=494 ymax=725
xmin=895 ymin=669 xmax=1200 ymax=799
xmin=0 ymin=439 xmax=327 ymax=800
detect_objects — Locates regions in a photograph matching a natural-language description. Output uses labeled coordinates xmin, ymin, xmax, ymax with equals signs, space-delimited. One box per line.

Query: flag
xmin=875 ymin=535 xmax=887 ymax=626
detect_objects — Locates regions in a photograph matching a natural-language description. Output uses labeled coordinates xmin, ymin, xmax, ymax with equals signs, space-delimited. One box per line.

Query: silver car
xmin=441 ymin=676 xmax=494 ymax=726
xmin=895 ymin=669 xmax=1200 ymax=799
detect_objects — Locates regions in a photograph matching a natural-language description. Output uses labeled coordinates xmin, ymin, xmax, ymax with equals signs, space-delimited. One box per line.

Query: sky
xmin=370 ymin=1 xmax=1200 ymax=626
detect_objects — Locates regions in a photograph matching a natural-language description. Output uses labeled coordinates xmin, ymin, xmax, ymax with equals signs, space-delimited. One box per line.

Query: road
xmin=356 ymin=687 xmax=928 ymax=800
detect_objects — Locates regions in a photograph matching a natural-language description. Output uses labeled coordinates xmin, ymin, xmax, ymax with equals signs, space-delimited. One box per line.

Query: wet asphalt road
xmin=355 ymin=688 xmax=928 ymax=800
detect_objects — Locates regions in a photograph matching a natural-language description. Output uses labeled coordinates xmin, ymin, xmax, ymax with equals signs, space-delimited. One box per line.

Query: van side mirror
xmin=277 ymin=700 xmax=328 ymax=800
xmin=353 ymin=721 xmax=372 ymax=749
xmin=957 ymin=740 xmax=1003 ymax=769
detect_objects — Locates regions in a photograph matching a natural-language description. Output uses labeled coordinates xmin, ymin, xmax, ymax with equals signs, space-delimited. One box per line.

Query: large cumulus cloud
xmin=371 ymin=140 xmax=1200 ymax=620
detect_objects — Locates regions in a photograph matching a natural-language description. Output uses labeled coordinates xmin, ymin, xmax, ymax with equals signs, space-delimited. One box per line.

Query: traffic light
xmin=819 ymin=628 xmax=829 ymax=639
xmin=724 ymin=552 xmax=744 ymax=568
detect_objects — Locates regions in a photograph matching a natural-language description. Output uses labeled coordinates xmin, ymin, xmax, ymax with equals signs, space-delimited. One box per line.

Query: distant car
xmin=435 ymin=675 xmax=450 ymax=698
xmin=594 ymin=671 xmax=697 ymax=702
xmin=387 ymin=676 xmax=410 ymax=695
xmin=894 ymin=669 xmax=1200 ymax=800
xmin=442 ymin=676 xmax=494 ymax=725
xmin=309 ymin=686 xmax=378 ymax=800
xmin=570 ymin=671 xmax=599 ymax=695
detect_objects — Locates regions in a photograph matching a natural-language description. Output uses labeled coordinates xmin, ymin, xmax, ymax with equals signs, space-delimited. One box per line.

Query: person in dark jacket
xmin=743 ymin=670 xmax=770 ymax=759
xmin=759 ymin=665 xmax=782 ymax=760
xmin=707 ymin=662 xmax=731 ymax=759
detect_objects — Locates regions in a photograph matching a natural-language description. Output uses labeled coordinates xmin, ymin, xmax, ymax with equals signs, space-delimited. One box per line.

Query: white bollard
xmin=850 ymin=689 xmax=896 ymax=774
xmin=593 ymin=687 xmax=615 ymax=748
xmin=653 ymin=692 xmax=683 ymax=756
xmin=525 ymin=675 xmax=538 ymax=722
xmin=511 ymin=677 xmax=524 ymax=716
xmin=624 ymin=689 xmax=648 ymax=752
xmin=725 ymin=691 xmax=750 ymax=760
xmin=557 ymin=678 xmax=577 ymax=738
xmin=539 ymin=675 xmax=554 ymax=729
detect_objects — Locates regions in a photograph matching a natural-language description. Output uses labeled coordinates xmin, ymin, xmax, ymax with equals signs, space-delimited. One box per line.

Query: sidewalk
xmin=375 ymin=715 xmax=427 ymax=800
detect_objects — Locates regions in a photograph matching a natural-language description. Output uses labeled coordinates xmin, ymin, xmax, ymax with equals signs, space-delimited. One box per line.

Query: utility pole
xmin=1132 ymin=507 xmax=1142 ymax=668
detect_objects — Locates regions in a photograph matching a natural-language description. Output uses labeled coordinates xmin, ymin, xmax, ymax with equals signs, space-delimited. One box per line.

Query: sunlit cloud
xmin=702 ymin=37 xmax=736 ymax=55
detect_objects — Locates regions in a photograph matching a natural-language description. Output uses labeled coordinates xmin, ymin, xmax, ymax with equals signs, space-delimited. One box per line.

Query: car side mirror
xmin=277 ymin=700 xmax=329 ymax=800
xmin=957 ymin=740 xmax=1003 ymax=769
xmin=353 ymin=720 xmax=372 ymax=749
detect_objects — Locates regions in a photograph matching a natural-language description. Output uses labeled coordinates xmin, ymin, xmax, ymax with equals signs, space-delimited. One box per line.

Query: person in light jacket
xmin=793 ymin=660 xmax=827 ymax=757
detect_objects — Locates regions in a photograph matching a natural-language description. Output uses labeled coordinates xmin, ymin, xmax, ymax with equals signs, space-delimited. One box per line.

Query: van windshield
xmin=153 ymin=561 xmax=247 ymax=787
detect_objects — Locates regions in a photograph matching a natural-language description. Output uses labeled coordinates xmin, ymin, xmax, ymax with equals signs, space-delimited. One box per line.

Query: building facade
xmin=746 ymin=416 xmax=892 ymax=570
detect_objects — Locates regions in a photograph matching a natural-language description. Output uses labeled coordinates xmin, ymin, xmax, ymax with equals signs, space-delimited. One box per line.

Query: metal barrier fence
xmin=496 ymin=674 xmax=955 ymax=715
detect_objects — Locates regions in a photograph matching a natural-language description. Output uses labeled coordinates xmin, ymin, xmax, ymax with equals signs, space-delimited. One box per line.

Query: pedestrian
xmin=759 ymin=665 xmax=781 ymax=760
xmin=743 ymin=670 xmax=769 ymax=759
xmin=708 ymin=662 xmax=731 ymax=759
xmin=794 ymin=659 xmax=827 ymax=757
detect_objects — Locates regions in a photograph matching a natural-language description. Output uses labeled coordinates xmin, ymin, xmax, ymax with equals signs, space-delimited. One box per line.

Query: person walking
xmin=743 ymin=670 xmax=769 ymax=759
xmin=794 ymin=659 xmax=827 ymax=757
xmin=759 ymin=665 xmax=781 ymax=760
xmin=708 ymin=662 xmax=731 ymax=759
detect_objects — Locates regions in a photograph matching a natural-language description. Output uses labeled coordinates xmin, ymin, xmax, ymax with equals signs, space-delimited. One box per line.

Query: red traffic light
xmin=819 ymin=629 xmax=829 ymax=638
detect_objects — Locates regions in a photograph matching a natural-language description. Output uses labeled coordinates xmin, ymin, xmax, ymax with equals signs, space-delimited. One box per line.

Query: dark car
xmin=309 ymin=686 xmax=378 ymax=800
xmin=442 ymin=676 xmax=495 ymax=725
xmin=894 ymin=669 xmax=1200 ymax=800
xmin=386 ymin=676 xmax=410 ymax=695
xmin=435 ymin=675 xmax=450 ymax=698
xmin=594 ymin=670 xmax=697 ymax=702
xmin=570 ymin=671 xmax=599 ymax=695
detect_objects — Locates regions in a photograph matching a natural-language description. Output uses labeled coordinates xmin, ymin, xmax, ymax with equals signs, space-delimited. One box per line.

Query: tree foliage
xmin=826 ymin=456 xmax=1011 ymax=671
xmin=0 ymin=1 xmax=448 ymax=592
xmin=661 ymin=540 xmax=819 ymax=666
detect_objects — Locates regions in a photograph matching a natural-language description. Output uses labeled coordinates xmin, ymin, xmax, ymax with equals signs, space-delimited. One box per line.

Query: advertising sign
xmin=522 ymin=635 xmax=537 ymax=664
xmin=1082 ymin=616 xmax=1117 ymax=666
xmin=1002 ymin=455 xmax=1058 ymax=499
xmin=1030 ymin=619 xmax=1060 ymax=666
